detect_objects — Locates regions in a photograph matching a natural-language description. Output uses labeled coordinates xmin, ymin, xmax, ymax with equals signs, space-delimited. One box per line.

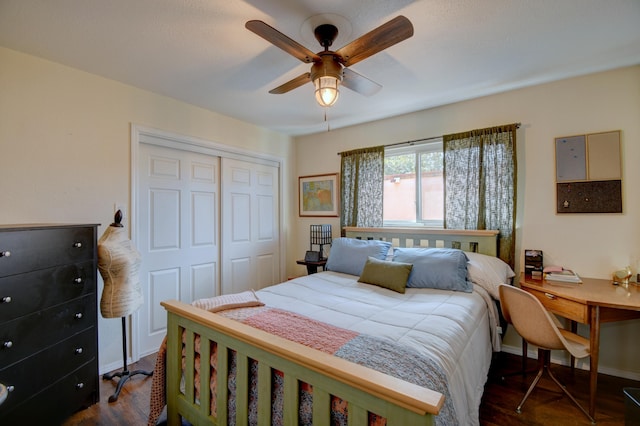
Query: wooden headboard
xmin=343 ymin=227 xmax=499 ymax=257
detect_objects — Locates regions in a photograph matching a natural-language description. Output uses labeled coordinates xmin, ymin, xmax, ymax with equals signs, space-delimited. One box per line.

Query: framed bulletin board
xmin=555 ymin=135 xmax=587 ymax=182
xmin=586 ymin=131 xmax=621 ymax=180
xmin=556 ymin=180 xmax=622 ymax=213
xmin=555 ymin=130 xmax=622 ymax=214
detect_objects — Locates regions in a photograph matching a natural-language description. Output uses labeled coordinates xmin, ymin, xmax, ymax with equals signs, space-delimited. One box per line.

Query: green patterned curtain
xmin=443 ymin=124 xmax=518 ymax=267
xmin=340 ymin=146 xmax=385 ymax=234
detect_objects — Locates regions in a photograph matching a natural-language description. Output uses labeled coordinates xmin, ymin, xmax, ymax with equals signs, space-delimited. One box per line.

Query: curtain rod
xmin=384 ymin=135 xmax=442 ymax=149
xmin=336 ymin=122 xmax=521 ymax=156
xmin=336 ymin=135 xmax=440 ymax=156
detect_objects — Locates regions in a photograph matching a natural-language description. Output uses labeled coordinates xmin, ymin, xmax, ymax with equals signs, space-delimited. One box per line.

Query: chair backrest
xmin=499 ymin=285 xmax=567 ymax=351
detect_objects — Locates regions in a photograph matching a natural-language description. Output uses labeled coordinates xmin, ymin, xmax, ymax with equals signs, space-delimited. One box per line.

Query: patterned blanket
xmin=148 ymin=306 xmax=455 ymax=425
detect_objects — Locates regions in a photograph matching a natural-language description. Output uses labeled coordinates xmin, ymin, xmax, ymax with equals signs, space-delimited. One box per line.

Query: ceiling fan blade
xmin=269 ymin=72 xmax=311 ymax=94
xmin=341 ymin=68 xmax=382 ymax=97
xmin=336 ymin=16 xmax=413 ymax=67
xmin=246 ymin=20 xmax=320 ymax=64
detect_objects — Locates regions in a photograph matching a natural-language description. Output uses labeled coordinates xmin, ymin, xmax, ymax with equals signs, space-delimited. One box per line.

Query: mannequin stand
xmin=102 ymin=317 xmax=153 ymax=403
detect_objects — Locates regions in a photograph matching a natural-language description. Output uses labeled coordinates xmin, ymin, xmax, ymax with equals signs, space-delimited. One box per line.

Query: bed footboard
xmin=162 ymin=300 xmax=441 ymax=426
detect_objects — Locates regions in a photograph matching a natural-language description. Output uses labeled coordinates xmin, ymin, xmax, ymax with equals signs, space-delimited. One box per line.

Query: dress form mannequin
xmin=98 ymin=212 xmax=143 ymax=318
xmin=98 ymin=210 xmax=152 ymax=402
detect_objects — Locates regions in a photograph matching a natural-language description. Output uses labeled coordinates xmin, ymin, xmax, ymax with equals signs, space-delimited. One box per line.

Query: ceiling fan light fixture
xmin=314 ymin=75 xmax=340 ymax=107
xmin=311 ymin=54 xmax=342 ymax=107
xmin=246 ymin=16 xmax=414 ymax=107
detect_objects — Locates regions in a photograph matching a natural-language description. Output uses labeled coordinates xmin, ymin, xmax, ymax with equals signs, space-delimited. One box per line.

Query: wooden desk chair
xmin=499 ymin=285 xmax=595 ymax=424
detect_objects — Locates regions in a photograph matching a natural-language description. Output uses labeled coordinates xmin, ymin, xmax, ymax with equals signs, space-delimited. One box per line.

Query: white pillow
xmin=465 ymin=252 xmax=515 ymax=299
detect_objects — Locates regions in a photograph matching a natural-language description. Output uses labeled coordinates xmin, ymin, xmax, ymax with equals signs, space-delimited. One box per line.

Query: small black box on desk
xmin=525 ymin=249 xmax=543 ymax=277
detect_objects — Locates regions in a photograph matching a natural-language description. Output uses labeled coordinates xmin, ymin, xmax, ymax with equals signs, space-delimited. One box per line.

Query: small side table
xmin=296 ymin=259 xmax=327 ymax=275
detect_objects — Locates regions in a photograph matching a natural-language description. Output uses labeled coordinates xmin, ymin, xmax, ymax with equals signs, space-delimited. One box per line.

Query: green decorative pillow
xmin=358 ymin=256 xmax=413 ymax=293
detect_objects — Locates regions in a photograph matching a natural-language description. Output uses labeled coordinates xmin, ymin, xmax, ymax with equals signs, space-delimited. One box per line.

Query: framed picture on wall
xmin=299 ymin=173 xmax=339 ymax=217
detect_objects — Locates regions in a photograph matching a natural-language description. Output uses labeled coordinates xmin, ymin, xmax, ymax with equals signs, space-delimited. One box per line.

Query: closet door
xmin=137 ymin=143 xmax=220 ymax=356
xmin=221 ymin=157 xmax=280 ymax=295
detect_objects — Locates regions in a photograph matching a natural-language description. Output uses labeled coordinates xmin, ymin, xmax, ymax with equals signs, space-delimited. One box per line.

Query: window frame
xmin=383 ymin=139 xmax=444 ymax=228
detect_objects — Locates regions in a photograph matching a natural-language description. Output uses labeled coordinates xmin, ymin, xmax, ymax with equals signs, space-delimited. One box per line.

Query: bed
xmin=148 ymin=227 xmax=515 ymax=426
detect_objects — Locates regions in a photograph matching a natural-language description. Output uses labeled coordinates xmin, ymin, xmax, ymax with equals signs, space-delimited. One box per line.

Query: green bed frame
xmin=343 ymin=227 xmax=499 ymax=256
xmin=162 ymin=227 xmax=499 ymax=425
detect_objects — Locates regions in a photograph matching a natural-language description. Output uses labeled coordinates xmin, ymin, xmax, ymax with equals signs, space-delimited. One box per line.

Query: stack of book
xmin=544 ymin=269 xmax=582 ymax=283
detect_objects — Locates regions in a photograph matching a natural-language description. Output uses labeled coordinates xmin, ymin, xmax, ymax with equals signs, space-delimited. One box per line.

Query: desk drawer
xmin=527 ymin=288 xmax=588 ymax=323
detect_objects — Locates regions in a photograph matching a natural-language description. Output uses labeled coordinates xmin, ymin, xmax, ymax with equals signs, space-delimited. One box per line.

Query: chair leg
xmin=500 ymin=338 xmax=537 ymax=380
xmin=546 ymin=358 xmax=595 ymax=424
xmin=570 ymin=320 xmax=578 ymax=372
xmin=515 ymin=348 xmax=596 ymax=424
xmin=516 ymin=348 xmax=546 ymax=414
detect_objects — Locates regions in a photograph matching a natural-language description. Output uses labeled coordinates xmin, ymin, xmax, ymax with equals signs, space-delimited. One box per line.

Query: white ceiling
xmin=1 ymin=0 xmax=639 ymax=136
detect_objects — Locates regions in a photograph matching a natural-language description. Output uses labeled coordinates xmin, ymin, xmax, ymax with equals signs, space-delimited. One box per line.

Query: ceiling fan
xmin=245 ymin=16 xmax=414 ymax=107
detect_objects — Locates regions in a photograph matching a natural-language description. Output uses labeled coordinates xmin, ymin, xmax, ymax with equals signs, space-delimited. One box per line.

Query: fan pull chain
xmin=324 ymin=108 xmax=331 ymax=132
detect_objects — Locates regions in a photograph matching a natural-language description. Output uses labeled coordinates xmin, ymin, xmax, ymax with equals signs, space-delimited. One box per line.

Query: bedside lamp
xmin=310 ymin=224 xmax=332 ymax=260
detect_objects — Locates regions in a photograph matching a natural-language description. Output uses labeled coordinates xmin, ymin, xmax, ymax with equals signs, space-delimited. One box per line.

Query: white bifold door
xmin=221 ymin=157 xmax=280 ymax=295
xmin=136 ymin=143 xmax=280 ymax=357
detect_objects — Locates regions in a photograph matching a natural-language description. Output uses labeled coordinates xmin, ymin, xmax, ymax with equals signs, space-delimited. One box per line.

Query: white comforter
xmin=256 ymin=271 xmax=497 ymax=426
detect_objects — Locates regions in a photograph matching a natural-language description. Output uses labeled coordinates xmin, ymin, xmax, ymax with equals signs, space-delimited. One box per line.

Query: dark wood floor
xmin=63 ymin=352 xmax=638 ymax=425
xmin=482 ymin=352 xmax=638 ymax=425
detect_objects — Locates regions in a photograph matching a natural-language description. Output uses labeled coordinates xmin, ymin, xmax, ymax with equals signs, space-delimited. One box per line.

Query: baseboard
xmin=99 ymin=357 xmax=135 ymax=376
xmin=501 ymin=343 xmax=640 ymax=381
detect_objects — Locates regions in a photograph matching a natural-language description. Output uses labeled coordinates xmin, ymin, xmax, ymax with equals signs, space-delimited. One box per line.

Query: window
xmin=383 ymin=139 xmax=443 ymax=227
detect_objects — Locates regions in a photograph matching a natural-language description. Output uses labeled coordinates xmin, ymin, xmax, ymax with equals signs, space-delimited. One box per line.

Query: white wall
xmin=293 ymin=65 xmax=640 ymax=379
xmin=0 ymin=47 xmax=296 ymax=373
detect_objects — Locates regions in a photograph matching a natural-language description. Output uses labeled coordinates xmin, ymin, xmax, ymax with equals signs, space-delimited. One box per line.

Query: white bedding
xmin=256 ymin=271 xmax=497 ymax=426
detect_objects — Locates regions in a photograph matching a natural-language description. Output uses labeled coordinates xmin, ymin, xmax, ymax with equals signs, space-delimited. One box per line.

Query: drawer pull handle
xmin=1 ymin=296 xmax=11 ymax=303
xmin=3 ymin=341 xmax=13 ymax=348
xmin=75 ymin=312 xmax=83 ymax=319
xmin=75 ymin=347 xmax=84 ymax=355
xmin=73 ymin=242 xmax=82 ymax=248
xmin=74 ymin=277 xmax=83 ymax=284
xmin=76 ymin=383 xmax=84 ymax=390
xmin=0 ymin=251 xmax=10 ymax=257
xmin=7 ymin=385 xmax=14 ymax=392
xmin=544 ymin=292 xmax=556 ymax=300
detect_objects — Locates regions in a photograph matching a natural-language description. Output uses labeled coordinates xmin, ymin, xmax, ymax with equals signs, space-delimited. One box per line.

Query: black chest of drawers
xmin=0 ymin=224 xmax=99 ymax=424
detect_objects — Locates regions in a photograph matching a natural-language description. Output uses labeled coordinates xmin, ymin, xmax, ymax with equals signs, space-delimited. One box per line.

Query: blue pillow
xmin=325 ymin=238 xmax=392 ymax=276
xmin=393 ymin=247 xmax=472 ymax=292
